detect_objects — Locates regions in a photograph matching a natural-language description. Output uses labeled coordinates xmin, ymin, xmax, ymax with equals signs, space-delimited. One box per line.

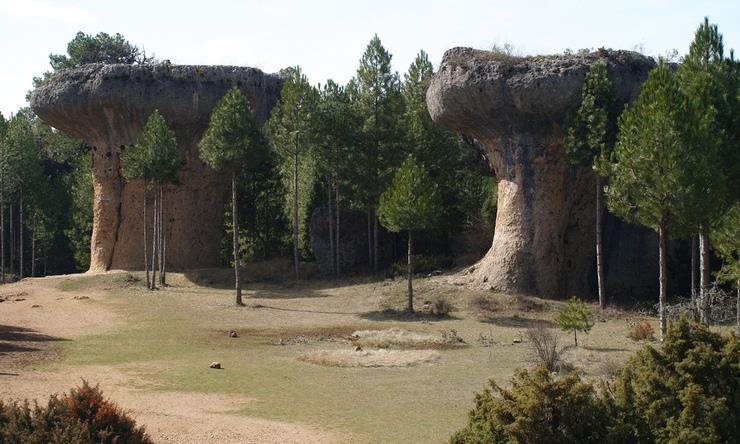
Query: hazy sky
xmin=1 ymin=0 xmax=739 ymax=117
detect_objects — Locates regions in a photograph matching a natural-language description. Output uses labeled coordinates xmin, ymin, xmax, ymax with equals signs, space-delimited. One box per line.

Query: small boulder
xmin=228 ymin=330 xmax=238 ymax=338
xmin=354 ymin=345 xmax=363 ymax=352
xmin=209 ymin=362 xmax=222 ymax=369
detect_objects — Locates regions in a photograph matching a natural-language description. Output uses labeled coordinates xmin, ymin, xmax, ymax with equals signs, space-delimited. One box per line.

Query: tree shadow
xmin=0 ymin=325 xmax=63 ymax=343
xmin=182 ymin=266 xmax=388 ymax=291
xmin=246 ymin=304 xmax=358 ymax=316
xmin=359 ymin=309 xmax=460 ymax=323
xmin=248 ymin=286 xmax=328 ymax=300
xmin=0 ymin=325 xmax=66 ymax=358
xmin=481 ymin=316 xmax=554 ymax=329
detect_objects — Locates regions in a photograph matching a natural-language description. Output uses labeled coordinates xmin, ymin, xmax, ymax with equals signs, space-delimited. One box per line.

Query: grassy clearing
xmin=8 ymin=270 xmax=654 ymax=443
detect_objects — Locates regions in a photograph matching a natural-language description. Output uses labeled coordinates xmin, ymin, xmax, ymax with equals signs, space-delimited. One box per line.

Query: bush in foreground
xmin=450 ymin=319 xmax=739 ymax=444
xmin=0 ymin=381 xmax=152 ymax=444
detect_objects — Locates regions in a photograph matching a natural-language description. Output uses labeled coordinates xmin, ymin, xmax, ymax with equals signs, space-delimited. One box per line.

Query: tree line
xmin=565 ymin=18 xmax=739 ymax=339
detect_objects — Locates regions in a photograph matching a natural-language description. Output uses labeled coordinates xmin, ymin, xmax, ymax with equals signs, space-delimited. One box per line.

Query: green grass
xmin=47 ymin=271 xmax=646 ymax=443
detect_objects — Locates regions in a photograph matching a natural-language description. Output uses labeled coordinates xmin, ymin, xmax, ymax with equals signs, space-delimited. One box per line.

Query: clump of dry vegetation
xmin=299 ymin=348 xmax=440 ymax=368
xmin=351 ymin=328 xmax=465 ymax=350
xmin=627 ymin=321 xmax=655 ymax=341
xmin=526 ymin=322 xmax=569 ymax=372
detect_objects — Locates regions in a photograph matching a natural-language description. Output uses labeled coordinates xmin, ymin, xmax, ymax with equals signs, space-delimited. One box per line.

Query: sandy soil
xmin=0 ymin=275 xmax=346 ymax=444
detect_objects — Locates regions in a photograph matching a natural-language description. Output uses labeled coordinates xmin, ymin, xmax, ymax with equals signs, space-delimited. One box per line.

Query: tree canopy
xmin=378 ymin=155 xmax=441 ymax=233
xmin=49 ymin=31 xmax=155 ymax=70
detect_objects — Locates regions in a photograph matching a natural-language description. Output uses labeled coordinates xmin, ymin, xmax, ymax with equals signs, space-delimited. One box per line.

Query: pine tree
xmin=401 ymin=50 xmax=485 ymax=241
xmin=123 ymin=110 xmax=179 ymax=290
xmin=0 ymin=111 xmax=42 ymax=282
xmin=315 ymin=80 xmax=361 ymax=278
xmin=266 ymin=67 xmax=319 ymax=280
xmin=677 ymin=18 xmax=739 ymax=321
xmin=564 ymin=59 xmax=620 ymax=309
xmin=710 ymin=204 xmax=740 ymax=330
xmin=607 ymin=60 xmax=695 ymax=341
xmin=356 ymin=35 xmax=404 ymax=272
xmin=200 ymin=88 xmax=263 ymax=305
xmin=378 ymin=156 xmax=441 ymax=312
xmin=556 ymin=296 xmax=594 ymax=346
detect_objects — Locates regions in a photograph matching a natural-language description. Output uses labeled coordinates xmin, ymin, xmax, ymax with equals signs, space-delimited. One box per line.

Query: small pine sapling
xmin=557 ymin=296 xmax=594 ymax=346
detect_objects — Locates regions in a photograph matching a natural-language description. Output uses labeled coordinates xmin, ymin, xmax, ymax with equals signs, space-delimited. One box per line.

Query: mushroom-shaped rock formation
xmin=427 ymin=48 xmax=655 ymax=298
xmin=31 ymin=63 xmax=282 ymax=272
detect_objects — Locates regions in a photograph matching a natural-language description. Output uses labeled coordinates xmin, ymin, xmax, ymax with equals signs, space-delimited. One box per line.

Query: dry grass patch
xmin=299 ymin=348 xmax=441 ymax=368
xmin=351 ymin=328 xmax=465 ymax=350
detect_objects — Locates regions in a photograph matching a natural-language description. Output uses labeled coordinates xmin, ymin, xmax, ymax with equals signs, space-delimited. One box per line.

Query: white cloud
xmin=0 ymin=0 xmax=94 ymax=23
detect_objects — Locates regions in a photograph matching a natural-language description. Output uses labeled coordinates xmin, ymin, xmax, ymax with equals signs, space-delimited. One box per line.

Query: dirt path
xmin=0 ymin=275 xmax=347 ymax=444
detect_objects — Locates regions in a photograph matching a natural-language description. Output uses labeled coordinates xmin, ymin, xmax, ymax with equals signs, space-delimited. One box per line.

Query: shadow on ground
xmin=0 ymin=325 xmax=66 ymax=367
xmin=359 ymin=309 xmax=459 ymax=323
xmin=481 ymin=316 xmax=554 ymax=329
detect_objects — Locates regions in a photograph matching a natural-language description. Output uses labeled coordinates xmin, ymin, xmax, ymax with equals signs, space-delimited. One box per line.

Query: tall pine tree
xmin=677 ymin=18 xmax=739 ymax=321
xmin=607 ymin=60 xmax=695 ymax=340
xmin=356 ymin=35 xmax=404 ymax=272
xmin=266 ymin=67 xmax=319 ymax=280
xmin=378 ymin=156 xmax=441 ymax=312
xmin=564 ymin=59 xmax=620 ymax=309
xmin=200 ymin=88 xmax=263 ymax=305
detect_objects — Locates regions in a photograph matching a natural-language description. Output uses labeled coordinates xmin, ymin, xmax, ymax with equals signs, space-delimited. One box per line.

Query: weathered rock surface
xmin=427 ymin=48 xmax=655 ymax=298
xmin=31 ymin=63 xmax=282 ymax=271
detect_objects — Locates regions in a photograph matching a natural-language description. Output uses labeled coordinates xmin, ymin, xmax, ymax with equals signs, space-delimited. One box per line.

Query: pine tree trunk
xmin=595 ymin=176 xmax=605 ymax=309
xmin=232 ymin=172 xmax=243 ymax=306
xmin=407 ymin=230 xmax=414 ymax=313
xmin=10 ymin=204 xmax=14 ymax=277
xmin=151 ymin=187 xmax=158 ymax=290
xmin=574 ymin=331 xmax=578 ymax=347
xmin=144 ymin=189 xmax=150 ymax=289
xmin=335 ymin=187 xmax=340 ymax=280
xmin=30 ymin=220 xmax=35 ymax=277
xmin=658 ymin=223 xmax=668 ymax=342
xmin=1 ymin=198 xmax=5 ymax=284
xmin=327 ymin=182 xmax=335 ymax=276
xmin=699 ymin=226 xmax=710 ymax=324
xmin=373 ymin=212 xmax=379 ymax=273
xmin=690 ymin=233 xmax=697 ymax=303
xmin=19 ymin=189 xmax=23 ymax=280
xmin=162 ymin=186 xmax=165 ymax=284
xmin=293 ymin=151 xmax=300 ymax=280
xmin=158 ymin=185 xmax=163 ymax=286
xmin=367 ymin=205 xmax=373 ymax=269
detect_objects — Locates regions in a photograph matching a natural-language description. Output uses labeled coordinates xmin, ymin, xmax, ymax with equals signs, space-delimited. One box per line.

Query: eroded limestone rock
xmin=31 ymin=63 xmax=282 ymax=271
xmin=427 ymin=48 xmax=655 ymax=298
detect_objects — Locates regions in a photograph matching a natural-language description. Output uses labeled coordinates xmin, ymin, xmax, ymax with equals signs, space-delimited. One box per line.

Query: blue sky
xmin=1 ymin=0 xmax=738 ymax=117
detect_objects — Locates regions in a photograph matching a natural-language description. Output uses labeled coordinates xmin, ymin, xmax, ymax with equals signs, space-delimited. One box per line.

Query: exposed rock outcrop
xmin=31 ymin=63 xmax=282 ymax=271
xmin=427 ymin=48 xmax=655 ymax=298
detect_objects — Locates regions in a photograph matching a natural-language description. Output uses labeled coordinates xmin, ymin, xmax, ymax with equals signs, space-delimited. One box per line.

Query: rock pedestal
xmin=427 ymin=48 xmax=655 ymax=298
xmin=31 ymin=63 xmax=282 ymax=271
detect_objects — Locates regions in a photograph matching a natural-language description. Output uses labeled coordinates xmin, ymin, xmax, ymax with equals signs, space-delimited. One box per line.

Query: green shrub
xmin=607 ymin=318 xmax=739 ymax=443
xmin=557 ymin=296 xmax=594 ymax=346
xmin=449 ymin=366 xmax=611 ymax=444
xmin=451 ymin=319 xmax=739 ymax=444
xmin=0 ymin=381 xmax=152 ymax=444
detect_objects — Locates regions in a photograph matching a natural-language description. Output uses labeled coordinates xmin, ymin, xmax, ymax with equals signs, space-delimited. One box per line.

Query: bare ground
xmin=0 ymin=274 xmax=346 ymax=444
